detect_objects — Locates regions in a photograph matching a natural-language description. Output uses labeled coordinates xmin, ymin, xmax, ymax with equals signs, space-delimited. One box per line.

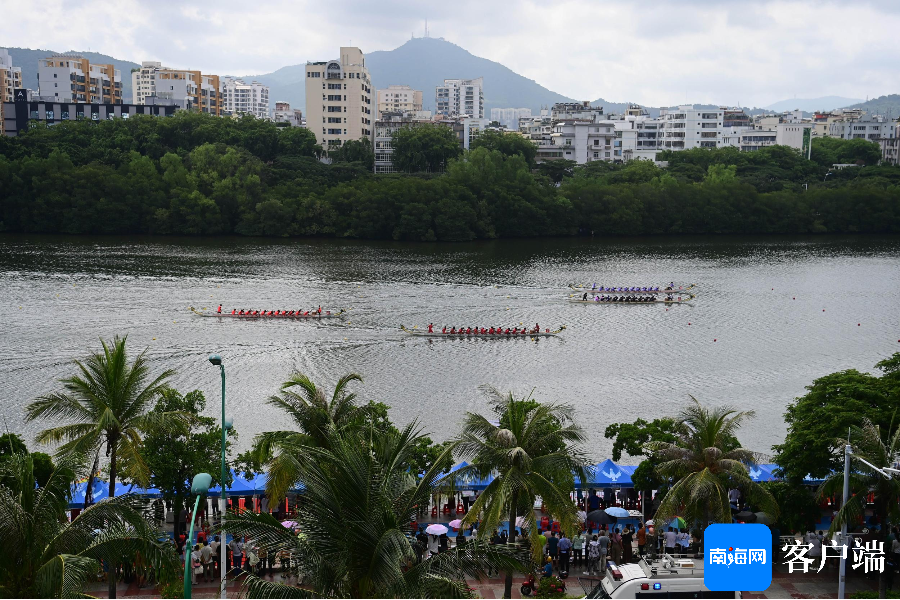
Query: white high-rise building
xmin=305 ymin=46 xmax=373 ymax=149
xmin=38 ymin=56 xmax=121 ymax=104
xmin=132 ymin=61 xmax=222 ymax=114
xmin=490 ymin=107 xmax=532 ymax=130
xmin=221 ymin=77 xmax=269 ymax=119
xmin=435 ymin=77 xmax=484 ymax=118
xmin=1 ymin=49 xmax=22 ymax=135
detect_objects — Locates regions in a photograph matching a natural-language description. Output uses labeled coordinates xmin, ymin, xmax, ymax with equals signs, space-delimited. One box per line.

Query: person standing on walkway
xmin=547 ymin=531 xmax=559 ymax=569
xmin=597 ymin=529 xmax=611 ymax=574
xmin=558 ymin=532 xmax=572 ymax=575
xmin=636 ymin=523 xmax=647 ymax=558
xmin=610 ymin=527 xmax=623 ymax=564
xmin=200 ymin=540 xmax=213 ymax=583
xmin=664 ymin=528 xmax=677 ymax=555
xmin=572 ymin=530 xmax=584 ymax=567
xmin=585 ymin=535 xmax=600 ymax=576
xmin=622 ymin=525 xmax=634 ymax=563
xmin=229 ymin=536 xmax=244 ymax=574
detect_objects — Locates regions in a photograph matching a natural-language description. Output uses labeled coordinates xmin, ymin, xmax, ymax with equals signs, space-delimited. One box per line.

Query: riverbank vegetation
xmin=5 ymin=333 xmax=900 ymax=597
xmin=1 ymin=112 xmax=899 ymax=240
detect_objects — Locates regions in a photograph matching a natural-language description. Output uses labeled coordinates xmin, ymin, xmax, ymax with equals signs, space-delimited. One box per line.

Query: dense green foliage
xmin=760 ymin=481 xmax=821 ymax=534
xmin=1 ymin=112 xmax=898 ymax=240
xmin=0 ymin=433 xmax=55 ymax=489
xmin=142 ymin=389 xmax=235 ymax=538
xmin=772 ymin=353 xmax=900 ymax=482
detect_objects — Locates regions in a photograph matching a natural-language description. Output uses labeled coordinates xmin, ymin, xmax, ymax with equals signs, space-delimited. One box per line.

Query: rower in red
xmin=427 ymin=323 xmax=434 ymax=333
xmin=217 ymin=304 xmax=222 ymax=314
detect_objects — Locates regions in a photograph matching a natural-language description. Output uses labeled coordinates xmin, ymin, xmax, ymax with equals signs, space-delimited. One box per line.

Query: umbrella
xmin=645 ymin=519 xmax=654 ymax=526
xmin=668 ymin=517 xmax=686 ymax=529
xmin=281 ymin=520 xmax=298 ymax=529
xmin=605 ymin=507 xmax=630 ymax=518
xmin=628 ymin=510 xmax=643 ymax=518
xmin=448 ymin=519 xmax=463 ymax=529
xmin=516 ymin=516 xmax=528 ymax=527
xmin=587 ymin=509 xmax=614 ymax=525
xmin=735 ymin=511 xmax=757 ymax=523
xmin=754 ymin=512 xmax=774 ymax=525
xmin=425 ymin=524 xmax=448 ymax=535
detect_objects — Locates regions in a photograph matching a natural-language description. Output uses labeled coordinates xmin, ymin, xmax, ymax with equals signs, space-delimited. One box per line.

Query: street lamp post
xmin=208 ymin=354 xmax=230 ymax=599
xmin=183 ymin=473 xmax=213 ymax=599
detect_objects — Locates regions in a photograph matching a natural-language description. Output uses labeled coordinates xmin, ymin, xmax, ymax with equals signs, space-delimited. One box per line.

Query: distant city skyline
xmin=1 ymin=0 xmax=897 ymax=108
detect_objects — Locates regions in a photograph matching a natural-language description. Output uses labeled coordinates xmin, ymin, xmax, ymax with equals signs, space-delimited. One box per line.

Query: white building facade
xmin=377 ymin=85 xmax=422 ymax=118
xmin=221 ymin=77 xmax=269 ymax=119
xmin=274 ymin=101 xmax=303 ymax=127
xmin=132 ymin=61 xmax=222 ymax=115
xmin=39 ymin=56 xmax=122 ymax=104
xmin=305 ymin=47 xmax=373 ymax=149
xmin=490 ymin=107 xmax=532 ymax=130
xmin=435 ymin=77 xmax=484 ymax=118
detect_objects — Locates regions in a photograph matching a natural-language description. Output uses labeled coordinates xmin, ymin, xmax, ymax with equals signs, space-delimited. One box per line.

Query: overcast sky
xmin=2 ymin=0 xmax=896 ymax=107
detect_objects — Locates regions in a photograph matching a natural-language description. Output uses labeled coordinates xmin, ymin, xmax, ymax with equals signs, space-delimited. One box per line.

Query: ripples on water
xmin=1 ymin=234 xmax=898 ymax=461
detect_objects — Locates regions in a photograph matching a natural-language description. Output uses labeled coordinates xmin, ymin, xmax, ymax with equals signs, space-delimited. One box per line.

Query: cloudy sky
xmin=2 ymin=0 xmax=897 ymax=107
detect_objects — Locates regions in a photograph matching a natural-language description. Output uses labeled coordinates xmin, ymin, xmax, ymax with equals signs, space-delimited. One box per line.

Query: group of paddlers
xmin=426 ymin=323 xmax=547 ymax=335
xmin=217 ymin=305 xmax=329 ymax=316
xmin=587 ymin=283 xmax=678 ymax=292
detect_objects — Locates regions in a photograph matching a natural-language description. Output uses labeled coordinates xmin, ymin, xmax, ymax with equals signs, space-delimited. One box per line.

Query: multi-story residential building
xmin=490 ymin=107 xmax=532 ymax=130
xmin=3 ymin=91 xmax=176 ymax=137
xmin=376 ymin=85 xmax=422 ymax=118
xmin=372 ymin=112 xmax=439 ymax=173
xmin=609 ymin=105 xmax=664 ymax=161
xmin=550 ymin=102 xmax=605 ymax=122
xmin=435 ymin=77 xmax=484 ymax=119
xmin=221 ymin=77 xmax=269 ymax=119
xmin=549 ymin=120 xmax=617 ymax=164
xmin=827 ymin=112 xmax=891 ymax=141
xmin=305 ymin=47 xmax=373 ymax=149
xmin=132 ymin=62 xmax=222 ymax=115
xmin=658 ymin=105 xmax=752 ymax=150
xmin=274 ymin=101 xmax=303 ymax=127
xmin=0 ymin=49 xmax=22 ymax=135
xmin=38 ymin=56 xmax=122 ymax=104
xmin=878 ymin=121 xmax=900 ymax=166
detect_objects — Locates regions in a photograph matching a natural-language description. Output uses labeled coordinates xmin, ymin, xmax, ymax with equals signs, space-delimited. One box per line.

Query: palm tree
xmin=647 ymin=397 xmax=779 ymax=541
xmin=820 ymin=418 xmax=900 ymax=599
xmin=225 ymin=423 xmax=526 ymax=598
xmin=24 ymin=335 xmax=180 ymax=598
xmin=253 ymin=372 xmax=366 ymax=502
xmin=454 ymin=391 xmax=591 ymax=599
xmin=0 ymin=452 xmax=177 ymax=598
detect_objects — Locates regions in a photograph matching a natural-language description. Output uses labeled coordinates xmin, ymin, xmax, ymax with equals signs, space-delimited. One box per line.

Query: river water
xmin=1 ymin=234 xmax=898 ymax=461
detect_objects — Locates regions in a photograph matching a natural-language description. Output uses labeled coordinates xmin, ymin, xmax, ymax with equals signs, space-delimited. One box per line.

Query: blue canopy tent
xmin=577 ymin=459 xmax=634 ymax=488
xmin=748 ymin=464 xmax=779 ymax=482
xmin=450 ymin=461 xmax=495 ymax=491
xmin=69 ymin=480 xmax=161 ymax=509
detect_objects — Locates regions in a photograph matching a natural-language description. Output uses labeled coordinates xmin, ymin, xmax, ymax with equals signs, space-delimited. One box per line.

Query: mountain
xmin=763 ymin=96 xmax=863 ymax=113
xmin=246 ymin=37 xmax=578 ymax=115
xmin=842 ymin=94 xmax=900 ymax=119
xmin=1 ymin=47 xmax=140 ymax=102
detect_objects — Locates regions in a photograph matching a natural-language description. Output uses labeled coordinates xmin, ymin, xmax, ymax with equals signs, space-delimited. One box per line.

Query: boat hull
xmin=191 ymin=307 xmax=344 ymax=319
xmin=568 ymin=294 xmax=694 ymax=305
xmin=401 ymin=325 xmax=564 ymax=338
xmin=569 ymin=283 xmax=695 ymax=294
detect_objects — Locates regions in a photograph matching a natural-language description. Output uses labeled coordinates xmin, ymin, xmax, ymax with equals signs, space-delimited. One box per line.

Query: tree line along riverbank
xmin=1 ymin=111 xmax=899 ymax=240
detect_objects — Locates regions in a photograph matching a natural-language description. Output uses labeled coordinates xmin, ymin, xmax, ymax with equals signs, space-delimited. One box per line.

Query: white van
xmin=580 ymin=555 xmax=741 ymax=599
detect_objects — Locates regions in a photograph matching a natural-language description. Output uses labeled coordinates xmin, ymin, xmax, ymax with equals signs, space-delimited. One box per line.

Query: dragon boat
xmin=190 ymin=307 xmax=345 ymax=319
xmin=567 ymin=293 xmax=696 ymax=305
xmin=400 ymin=325 xmax=565 ymax=338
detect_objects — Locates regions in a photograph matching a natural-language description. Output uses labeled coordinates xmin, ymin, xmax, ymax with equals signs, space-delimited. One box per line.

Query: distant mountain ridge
xmin=1 ymin=47 xmax=140 ymax=102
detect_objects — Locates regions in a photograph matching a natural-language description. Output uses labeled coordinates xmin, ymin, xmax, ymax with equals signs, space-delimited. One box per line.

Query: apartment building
xmin=435 ymin=77 xmax=484 ymax=119
xmin=221 ymin=77 xmax=269 ymax=119
xmin=827 ymin=112 xmax=891 ymax=141
xmin=3 ymin=92 xmax=176 ymax=137
xmin=372 ymin=112 xmax=438 ymax=173
xmin=377 ymin=85 xmax=422 ymax=118
xmin=38 ymin=56 xmax=122 ymax=104
xmin=0 ymin=49 xmax=22 ymax=135
xmin=490 ymin=107 xmax=532 ymax=130
xmin=658 ymin=105 xmax=752 ymax=150
xmin=549 ymin=120 xmax=617 ymax=164
xmin=305 ymin=47 xmax=373 ymax=148
xmin=608 ymin=105 xmax=664 ymax=161
xmin=132 ymin=61 xmax=222 ymax=115
xmin=878 ymin=121 xmax=900 ymax=166
xmin=274 ymin=101 xmax=303 ymax=127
